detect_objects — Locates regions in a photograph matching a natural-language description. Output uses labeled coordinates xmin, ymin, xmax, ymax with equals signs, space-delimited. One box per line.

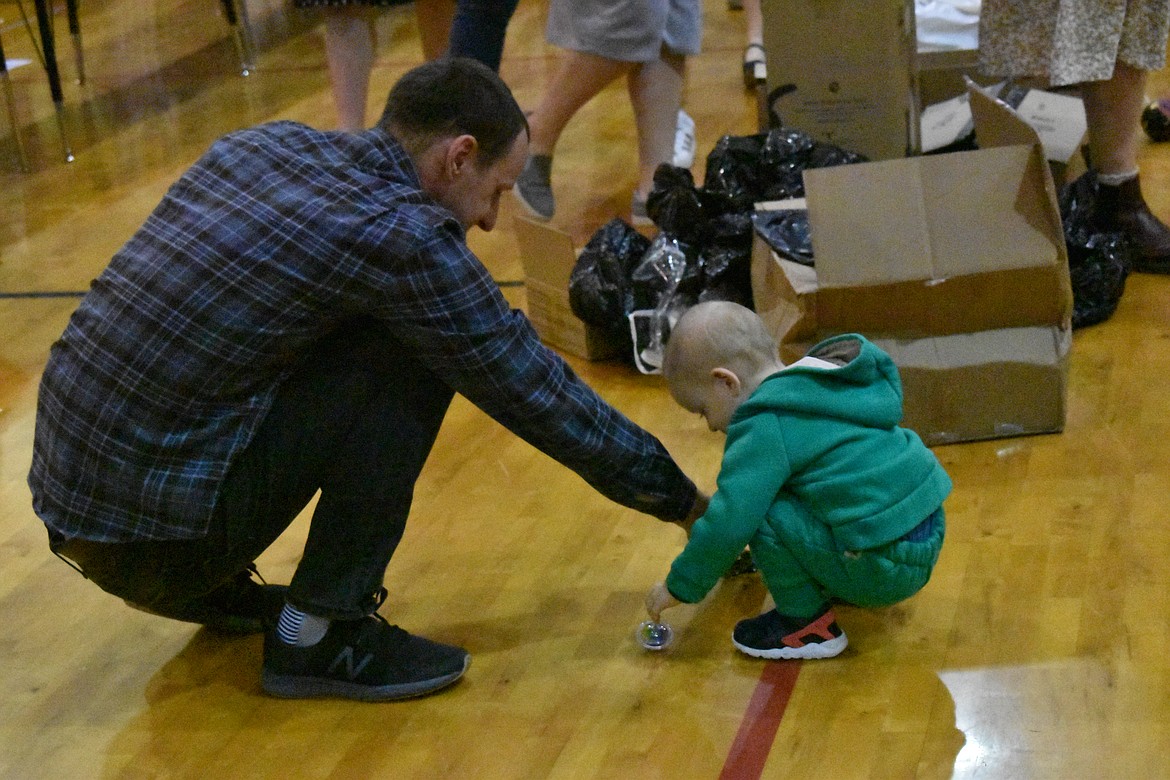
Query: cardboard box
xmin=917 ymin=48 xmax=983 ymax=109
xmin=513 ymin=216 xmax=624 ymax=361
xmin=751 ymin=85 xmax=1074 ymax=446
xmin=922 ymin=83 xmax=1089 ymax=184
xmin=763 ymin=0 xmax=919 ymax=161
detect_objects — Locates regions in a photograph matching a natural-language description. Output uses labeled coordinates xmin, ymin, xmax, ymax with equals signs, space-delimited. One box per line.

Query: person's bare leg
xmin=526 ymin=50 xmax=632 ymax=155
xmin=514 ymin=50 xmax=631 ymax=219
xmin=1084 ymin=60 xmax=1170 ymax=270
xmin=415 ymin=0 xmax=456 ymax=60
xmin=742 ymin=0 xmax=766 ymax=86
xmin=627 ymin=48 xmax=685 ymax=201
xmin=1081 ymin=60 xmax=1147 ymax=176
xmin=324 ymin=6 xmax=377 ymax=131
xmin=744 ymin=0 xmax=763 ymax=44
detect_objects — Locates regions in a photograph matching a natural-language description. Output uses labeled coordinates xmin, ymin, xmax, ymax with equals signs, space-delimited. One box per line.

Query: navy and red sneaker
xmin=731 ymin=605 xmax=847 ymax=660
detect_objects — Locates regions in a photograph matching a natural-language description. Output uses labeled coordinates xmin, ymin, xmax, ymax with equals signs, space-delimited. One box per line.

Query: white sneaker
xmin=673 ymin=109 xmax=696 ymax=169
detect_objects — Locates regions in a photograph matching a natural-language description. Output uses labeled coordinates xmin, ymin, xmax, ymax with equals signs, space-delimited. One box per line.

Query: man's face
xmin=443 ymin=132 xmax=528 ymax=232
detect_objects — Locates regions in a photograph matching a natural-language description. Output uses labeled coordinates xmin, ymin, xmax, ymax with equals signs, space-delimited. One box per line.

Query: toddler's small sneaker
xmin=732 ymin=605 xmax=847 ymax=660
xmin=262 ymin=613 xmax=469 ymax=701
xmin=513 ymin=154 xmax=555 ymax=221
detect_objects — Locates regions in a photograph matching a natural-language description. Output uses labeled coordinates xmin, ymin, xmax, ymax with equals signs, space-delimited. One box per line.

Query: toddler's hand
xmin=646 ymin=582 xmax=681 ymax=622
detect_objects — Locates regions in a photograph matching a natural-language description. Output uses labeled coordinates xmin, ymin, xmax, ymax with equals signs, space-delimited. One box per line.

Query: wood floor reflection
xmin=3 ymin=0 xmax=1170 ymax=777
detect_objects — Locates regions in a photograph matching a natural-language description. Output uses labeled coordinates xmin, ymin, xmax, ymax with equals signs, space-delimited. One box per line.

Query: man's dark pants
xmin=51 ymin=321 xmax=454 ymax=622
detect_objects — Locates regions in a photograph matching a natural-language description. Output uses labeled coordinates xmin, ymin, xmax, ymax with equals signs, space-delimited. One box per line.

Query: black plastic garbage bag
xmin=697 ymin=210 xmax=755 ymax=307
xmin=751 ymin=209 xmax=813 ymax=266
xmin=568 ymin=218 xmax=650 ymax=333
xmin=757 ymin=127 xmax=816 ymax=200
xmin=696 ymin=253 xmax=753 ymax=307
xmin=760 ymin=126 xmax=817 ymax=167
xmin=1059 ymin=172 xmax=1131 ymax=329
xmin=758 ymin=127 xmax=867 ymax=200
xmin=704 ymin=127 xmax=867 ymax=210
xmin=798 ymin=137 xmax=868 ymax=170
xmin=702 ymin=133 xmax=769 ymax=209
xmin=646 ymin=164 xmax=709 ymax=244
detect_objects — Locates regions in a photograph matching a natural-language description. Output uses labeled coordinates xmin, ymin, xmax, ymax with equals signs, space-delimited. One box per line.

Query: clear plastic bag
xmin=628 ymin=235 xmax=687 ymax=374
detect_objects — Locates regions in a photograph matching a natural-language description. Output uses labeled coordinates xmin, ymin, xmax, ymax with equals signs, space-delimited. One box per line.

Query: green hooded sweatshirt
xmin=666 ymin=333 xmax=952 ymax=604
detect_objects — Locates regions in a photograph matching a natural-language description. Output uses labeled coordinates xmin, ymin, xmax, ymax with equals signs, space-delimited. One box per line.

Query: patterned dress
xmin=979 ymin=0 xmax=1170 ymax=85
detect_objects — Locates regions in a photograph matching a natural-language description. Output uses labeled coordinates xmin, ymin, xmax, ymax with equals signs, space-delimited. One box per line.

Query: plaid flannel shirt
xmin=29 ymin=122 xmax=696 ymax=542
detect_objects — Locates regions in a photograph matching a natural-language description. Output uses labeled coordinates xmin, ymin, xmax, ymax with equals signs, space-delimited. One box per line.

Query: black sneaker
xmin=261 ymin=614 xmax=470 ymax=702
xmin=199 ymin=569 xmax=289 ymax=635
xmin=731 ymin=605 xmax=848 ymax=660
xmin=124 ymin=568 xmax=287 ymax=635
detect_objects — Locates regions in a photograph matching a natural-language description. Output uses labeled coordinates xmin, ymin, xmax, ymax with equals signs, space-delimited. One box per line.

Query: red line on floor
xmin=719 ymin=660 xmax=802 ymax=779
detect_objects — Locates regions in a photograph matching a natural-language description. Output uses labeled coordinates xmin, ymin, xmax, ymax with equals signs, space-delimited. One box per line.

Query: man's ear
xmin=711 ymin=367 xmax=741 ymax=394
xmin=444 ymin=134 xmax=478 ymax=179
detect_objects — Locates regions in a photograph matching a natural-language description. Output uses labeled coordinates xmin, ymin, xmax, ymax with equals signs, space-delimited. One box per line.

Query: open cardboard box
xmin=513 ymin=216 xmax=625 ymax=361
xmin=751 ymin=83 xmax=1074 ymax=446
xmin=922 ymin=83 xmax=1088 ymax=184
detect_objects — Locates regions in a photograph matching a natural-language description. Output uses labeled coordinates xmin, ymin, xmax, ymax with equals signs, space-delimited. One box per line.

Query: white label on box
xmin=1015 ymin=90 xmax=1087 ymax=164
xmin=920 ymin=93 xmax=974 ymax=152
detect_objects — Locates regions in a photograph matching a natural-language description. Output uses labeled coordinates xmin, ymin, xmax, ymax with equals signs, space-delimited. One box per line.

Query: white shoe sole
xmin=732 ymin=632 xmax=848 ymax=660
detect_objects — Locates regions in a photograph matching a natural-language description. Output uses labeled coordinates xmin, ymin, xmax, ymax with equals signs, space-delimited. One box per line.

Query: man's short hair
xmin=378 ymin=57 xmax=528 ymax=167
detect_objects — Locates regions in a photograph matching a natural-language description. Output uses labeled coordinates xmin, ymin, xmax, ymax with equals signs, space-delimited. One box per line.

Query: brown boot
xmin=1091 ymin=173 xmax=1170 ymax=273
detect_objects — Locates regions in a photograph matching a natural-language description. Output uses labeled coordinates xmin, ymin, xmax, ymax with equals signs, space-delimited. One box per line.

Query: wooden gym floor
xmin=3 ymin=0 xmax=1170 ymax=776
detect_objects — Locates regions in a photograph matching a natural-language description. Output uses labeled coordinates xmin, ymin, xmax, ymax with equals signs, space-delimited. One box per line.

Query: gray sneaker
xmin=513 ymin=154 xmax=555 ymax=221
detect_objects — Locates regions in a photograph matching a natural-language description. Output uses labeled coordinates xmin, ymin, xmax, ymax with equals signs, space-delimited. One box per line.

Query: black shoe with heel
xmin=743 ymin=43 xmax=767 ymax=89
xmin=1091 ymin=173 xmax=1170 ymax=273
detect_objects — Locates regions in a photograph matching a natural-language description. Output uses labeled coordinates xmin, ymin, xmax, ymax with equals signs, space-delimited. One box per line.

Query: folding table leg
xmin=31 ymin=0 xmax=74 ymax=162
xmin=220 ymin=0 xmax=254 ymax=77
xmin=0 ymin=32 xmax=31 ymax=172
xmin=65 ymin=0 xmax=84 ymax=84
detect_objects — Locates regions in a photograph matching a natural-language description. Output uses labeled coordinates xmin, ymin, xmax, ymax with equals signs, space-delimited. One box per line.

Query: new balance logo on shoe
xmin=328 ymin=646 xmax=374 ymax=680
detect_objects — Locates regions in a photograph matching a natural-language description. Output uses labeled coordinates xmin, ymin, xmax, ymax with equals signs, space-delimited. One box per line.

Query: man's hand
xmin=646 ymin=582 xmax=681 ymax=622
xmin=674 ymin=490 xmax=709 ymax=537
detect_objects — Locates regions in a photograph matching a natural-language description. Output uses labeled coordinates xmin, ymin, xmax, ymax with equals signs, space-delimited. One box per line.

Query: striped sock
xmin=275 ymin=602 xmax=330 ymax=647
